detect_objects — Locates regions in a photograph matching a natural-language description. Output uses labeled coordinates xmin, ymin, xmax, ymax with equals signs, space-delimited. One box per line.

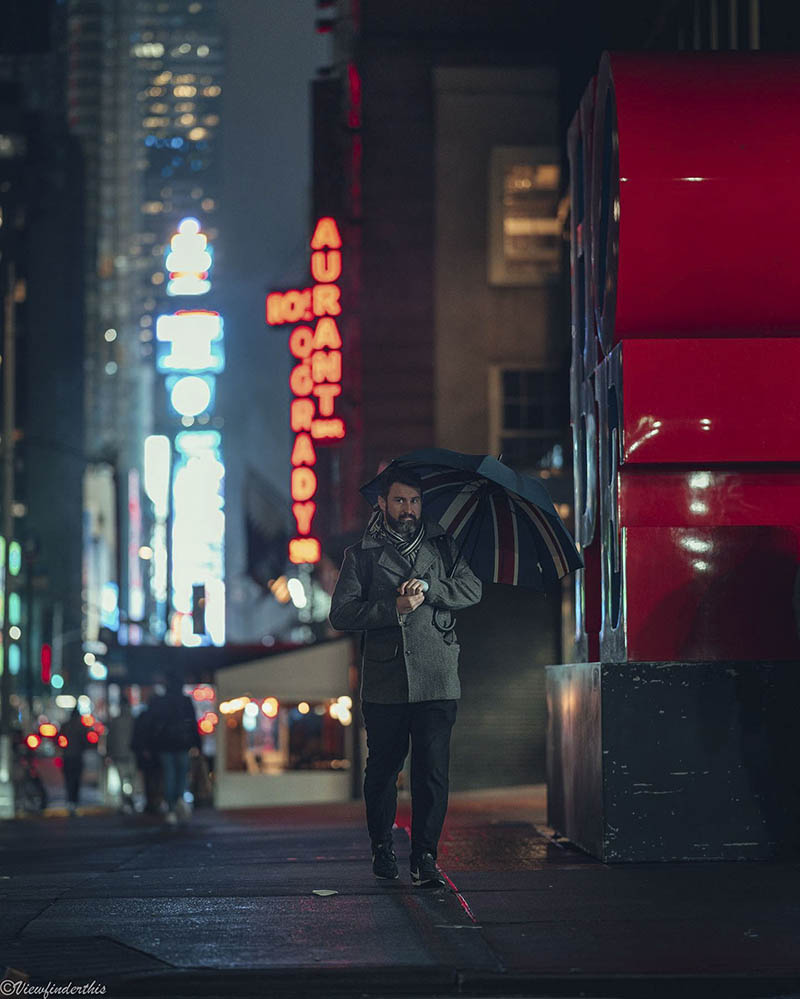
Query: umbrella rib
xmin=515 ymin=499 xmax=570 ymax=579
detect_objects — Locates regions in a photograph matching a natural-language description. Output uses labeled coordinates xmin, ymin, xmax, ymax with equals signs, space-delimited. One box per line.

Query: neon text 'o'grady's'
xmin=266 ymin=217 xmax=346 ymax=564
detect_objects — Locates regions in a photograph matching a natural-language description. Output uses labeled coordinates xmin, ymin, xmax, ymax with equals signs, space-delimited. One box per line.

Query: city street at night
xmin=4 ymin=1 xmax=800 ymax=997
xmin=2 ymin=788 xmax=800 ymax=998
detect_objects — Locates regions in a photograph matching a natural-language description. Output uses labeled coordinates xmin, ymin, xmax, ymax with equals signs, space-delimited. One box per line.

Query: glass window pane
xmin=524 ymin=401 xmax=544 ymax=427
xmin=502 ymin=163 xmax=560 ymax=269
xmin=501 ymin=434 xmax=563 ymax=473
xmin=503 ymin=403 xmax=522 ymax=430
xmin=503 ymin=370 xmax=521 ymax=398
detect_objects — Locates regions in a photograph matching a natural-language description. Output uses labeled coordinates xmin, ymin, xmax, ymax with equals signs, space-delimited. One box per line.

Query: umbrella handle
xmin=433 ymin=608 xmax=456 ymax=635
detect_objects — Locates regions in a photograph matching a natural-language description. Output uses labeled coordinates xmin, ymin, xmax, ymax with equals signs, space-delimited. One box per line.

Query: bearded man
xmin=329 ymin=467 xmax=482 ymax=887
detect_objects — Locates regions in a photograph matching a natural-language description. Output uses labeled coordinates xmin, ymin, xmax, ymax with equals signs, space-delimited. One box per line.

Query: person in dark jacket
xmin=131 ymin=699 xmax=163 ymax=814
xmin=146 ymin=674 xmax=201 ymax=825
xmin=107 ymin=695 xmax=136 ymax=812
xmin=59 ymin=707 xmax=87 ymax=816
xmin=329 ymin=467 xmax=482 ymax=887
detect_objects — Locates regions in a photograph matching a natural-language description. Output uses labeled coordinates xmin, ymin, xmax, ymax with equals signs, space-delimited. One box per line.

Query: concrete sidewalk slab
xmin=1 ymin=787 xmax=799 ymax=997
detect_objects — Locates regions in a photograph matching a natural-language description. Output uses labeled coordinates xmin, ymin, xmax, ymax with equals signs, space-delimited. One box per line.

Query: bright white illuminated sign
xmin=127 ymin=469 xmax=144 ymax=645
xmin=152 ymin=218 xmax=226 ymax=647
xmin=166 ymin=217 xmax=212 ymax=297
xmin=169 ymin=375 xmax=213 ymax=417
xmin=171 ymin=430 xmax=225 ymax=646
xmin=156 ymin=310 xmax=224 ymax=373
xmin=143 ymin=435 xmax=171 ymax=518
xmin=144 ymin=435 xmax=171 ymax=624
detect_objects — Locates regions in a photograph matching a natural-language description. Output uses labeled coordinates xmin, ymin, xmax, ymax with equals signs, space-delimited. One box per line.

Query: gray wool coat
xmin=329 ymin=520 xmax=482 ymax=703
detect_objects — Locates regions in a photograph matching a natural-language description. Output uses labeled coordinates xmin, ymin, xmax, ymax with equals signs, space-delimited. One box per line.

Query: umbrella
xmin=360 ymin=448 xmax=583 ymax=590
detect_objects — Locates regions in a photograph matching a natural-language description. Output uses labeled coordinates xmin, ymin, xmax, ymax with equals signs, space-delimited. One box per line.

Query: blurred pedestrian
xmin=59 ymin=707 xmax=87 ymax=816
xmin=131 ymin=699 xmax=163 ymax=814
xmin=147 ymin=674 xmax=201 ymax=825
xmin=106 ymin=695 xmax=136 ymax=812
xmin=329 ymin=467 xmax=482 ymax=887
xmin=12 ymin=728 xmax=48 ymax=814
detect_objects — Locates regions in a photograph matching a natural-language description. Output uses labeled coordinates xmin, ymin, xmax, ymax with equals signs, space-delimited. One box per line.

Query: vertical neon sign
xmin=153 ymin=217 xmax=226 ymax=646
xmin=265 ymin=217 xmax=346 ymax=565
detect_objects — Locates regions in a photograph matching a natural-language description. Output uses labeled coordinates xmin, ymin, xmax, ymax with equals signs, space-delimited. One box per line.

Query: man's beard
xmin=385 ymin=511 xmax=419 ymax=537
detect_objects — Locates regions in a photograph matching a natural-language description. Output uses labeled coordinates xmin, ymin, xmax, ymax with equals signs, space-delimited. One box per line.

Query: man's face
xmin=378 ymin=482 xmax=422 ymax=537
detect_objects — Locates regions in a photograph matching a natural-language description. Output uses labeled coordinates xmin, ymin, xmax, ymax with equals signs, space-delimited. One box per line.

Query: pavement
xmin=1 ymin=785 xmax=800 ymax=999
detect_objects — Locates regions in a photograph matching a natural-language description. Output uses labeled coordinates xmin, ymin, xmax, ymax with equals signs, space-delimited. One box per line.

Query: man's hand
xmin=398 ymin=578 xmax=426 ymax=595
xmin=396 ymin=591 xmax=425 ymax=614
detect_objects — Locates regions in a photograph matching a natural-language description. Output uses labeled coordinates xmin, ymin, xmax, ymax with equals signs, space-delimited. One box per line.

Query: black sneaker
xmin=372 ymin=842 xmax=399 ymax=880
xmin=410 ymin=851 xmax=447 ymax=889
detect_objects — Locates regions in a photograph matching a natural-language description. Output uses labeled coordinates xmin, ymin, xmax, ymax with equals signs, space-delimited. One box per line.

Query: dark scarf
xmin=367 ymin=508 xmax=426 ymax=564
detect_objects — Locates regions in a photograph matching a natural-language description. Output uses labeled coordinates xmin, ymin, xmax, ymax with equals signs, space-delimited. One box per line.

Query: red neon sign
xmin=311 ymin=250 xmax=342 ymax=283
xmin=40 ymin=643 xmax=52 ymax=685
xmin=266 ymin=217 xmax=347 ymax=564
xmin=291 ymin=467 xmax=317 ymax=502
xmin=310 ymin=217 xmax=341 ymax=250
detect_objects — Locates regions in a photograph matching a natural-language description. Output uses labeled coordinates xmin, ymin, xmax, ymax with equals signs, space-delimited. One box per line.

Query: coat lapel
xmin=411 ymin=542 xmax=438 ymax=580
xmin=369 ymin=521 xmax=446 ymax=580
xmin=377 ymin=544 xmax=411 ymax=578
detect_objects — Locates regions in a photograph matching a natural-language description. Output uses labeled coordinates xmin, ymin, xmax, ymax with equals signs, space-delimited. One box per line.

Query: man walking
xmin=146 ymin=673 xmax=201 ymax=825
xmin=106 ymin=695 xmax=136 ymax=813
xmin=330 ymin=468 xmax=482 ymax=887
xmin=59 ymin=706 xmax=87 ymax=816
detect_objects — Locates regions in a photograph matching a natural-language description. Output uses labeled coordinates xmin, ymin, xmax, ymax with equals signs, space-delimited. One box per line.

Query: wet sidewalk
xmin=1 ymin=786 xmax=799 ymax=998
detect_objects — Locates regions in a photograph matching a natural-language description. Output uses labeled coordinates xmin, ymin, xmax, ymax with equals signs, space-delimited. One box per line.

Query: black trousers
xmin=362 ymin=699 xmax=457 ymax=861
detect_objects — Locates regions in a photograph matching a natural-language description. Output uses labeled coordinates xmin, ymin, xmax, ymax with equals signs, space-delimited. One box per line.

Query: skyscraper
xmin=0 ymin=2 xmax=85 ymax=769
xmin=70 ymin=0 xmax=225 ymax=659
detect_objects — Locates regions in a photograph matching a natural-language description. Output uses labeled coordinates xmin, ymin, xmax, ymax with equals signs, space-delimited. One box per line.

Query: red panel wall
xmin=570 ymin=53 xmax=800 ymax=664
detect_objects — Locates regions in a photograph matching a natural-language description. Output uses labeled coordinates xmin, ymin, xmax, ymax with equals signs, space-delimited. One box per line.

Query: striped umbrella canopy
xmin=360 ymin=448 xmax=583 ymax=590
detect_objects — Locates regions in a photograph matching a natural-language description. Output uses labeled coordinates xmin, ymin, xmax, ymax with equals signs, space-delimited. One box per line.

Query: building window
xmin=488 ymin=146 xmax=561 ymax=286
xmin=489 ymin=366 xmax=568 ymax=476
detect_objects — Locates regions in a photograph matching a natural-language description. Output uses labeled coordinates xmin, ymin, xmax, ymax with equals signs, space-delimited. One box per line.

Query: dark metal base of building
xmin=546 ymin=659 xmax=800 ymax=862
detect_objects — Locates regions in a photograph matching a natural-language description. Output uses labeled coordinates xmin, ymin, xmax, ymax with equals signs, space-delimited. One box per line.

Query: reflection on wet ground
xmin=438 ymin=821 xmax=594 ymax=870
